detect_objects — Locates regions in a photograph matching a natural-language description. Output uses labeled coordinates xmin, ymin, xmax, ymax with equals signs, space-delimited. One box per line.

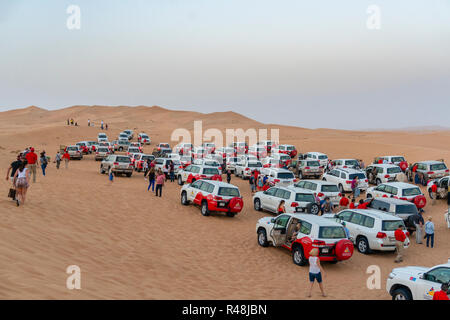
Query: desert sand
xmin=0 ymin=105 xmax=449 ymax=300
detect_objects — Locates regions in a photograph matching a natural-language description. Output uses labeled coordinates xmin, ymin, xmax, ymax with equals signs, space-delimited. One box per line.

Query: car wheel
xmin=257 ymin=228 xmax=269 ymax=247
xmin=119 ymin=147 xmax=123 ymax=151
xmin=356 ymin=236 xmax=371 ymax=254
xmin=100 ymin=166 xmax=105 ymax=174
xmin=254 ymin=198 xmax=262 ymax=211
xmin=126 ymin=173 xmax=132 ymax=177
xmin=201 ymin=201 xmax=210 ymax=216
xmin=292 ymin=245 xmax=307 ymax=266
xmin=376 ymin=178 xmax=381 ymax=186
xmin=367 ymin=193 xmax=373 ymax=199
xmin=308 ymin=203 xmax=320 ymax=215
xmin=391 ymin=287 xmax=412 ymax=300
xmin=428 ymin=190 xmax=435 ymax=199
xmin=226 ymin=212 xmax=235 ymax=217
xmin=181 ymin=191 xmax=189 ymax=205
xmin=178 ymin=175 xmax=184 ymax=186
xmin=338 ymin=184 xmax=344 ymax=194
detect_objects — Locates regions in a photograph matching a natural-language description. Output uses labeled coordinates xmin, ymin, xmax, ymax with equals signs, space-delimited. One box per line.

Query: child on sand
xmin=109 ymin=168 xmax=114 ymax=184
xmin=307 ymin=248 xmax=326 ymax=298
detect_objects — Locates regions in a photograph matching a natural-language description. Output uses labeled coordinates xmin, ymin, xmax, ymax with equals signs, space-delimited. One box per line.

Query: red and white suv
xmin=181 ymin=180 xmax=243 ymax=217
xmin=177 ymin=165 xmax=222 ymax=185
xmin=272 ymin=144 xmax=298 ymax=158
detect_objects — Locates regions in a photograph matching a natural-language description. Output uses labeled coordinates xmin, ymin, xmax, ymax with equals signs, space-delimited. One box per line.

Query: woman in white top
xmin=308 ymin=248 xmax=326 ymax=298
xmin=13 ymin=162 xmax=30 ymax=206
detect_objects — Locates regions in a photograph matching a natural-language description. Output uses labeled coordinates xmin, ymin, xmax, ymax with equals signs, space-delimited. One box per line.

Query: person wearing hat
xmin=25 ymin=147 xmax=38 ymax=183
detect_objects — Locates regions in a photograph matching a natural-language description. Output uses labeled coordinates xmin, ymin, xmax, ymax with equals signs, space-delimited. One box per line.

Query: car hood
xmin=258 ymin=217 xmax=273 ymax=226
xmin=392 ymin=266 xmax=428 ymax=277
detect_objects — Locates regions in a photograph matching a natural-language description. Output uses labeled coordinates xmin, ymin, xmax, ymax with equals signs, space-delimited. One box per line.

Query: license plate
xmin=218 ymin=202 xmax=226 ymax=207
xmin=322 ymin=248 xmax=329 ymax=253
xmin=296 ymin=207 xmax=304 ymax=212
xmin=389 ymin=236 xmax=395 ymax=241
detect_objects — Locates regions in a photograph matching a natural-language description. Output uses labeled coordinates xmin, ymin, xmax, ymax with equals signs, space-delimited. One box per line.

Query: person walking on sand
xmin=25 ymin=147 xmax=38 ymax=183
xmin=13 ymin=162 xmax=30 ymax=206
xmin=249 ymin=173 xmax=256 ymax=193
xmin=412 ymin=209 xmax=425 ymax=244
xmin=155 ymin=169 xmax=164 ymax=197
xmin=226 ymin=169 xmax=231 ymax=184
xmin=101 ymin=120 xmax=104 ymax=130
xmin=39 ymin=151 xmax=48 ymax=176
xmin=351 ymin=176 xmax=360 ymax=198
xmin=394 ymin=224 xmax=407 ymax=263
xmin=108 ymin=167 xmax=114 ymax=184
xmin=424 ymin=217 xmax=435 ymax=248
xmin=169 ymin=161 xmax=175 ymax=182
xmin=105 ymin=123 xmax=108 ymax=130
xmin=54 ymin=151 xmax=61 ymax=169
xmin=430 ymin=181 xmax=438 ymax=206
xmin=307 ymin=248 xmax=326 ymax=297
xmin=147 ymin=167 xmax=156 ymax=192
xmin=88 ymin=119 xmax=91 ymax=127
xmin=62 ymin=150 xmax=70 ymax=169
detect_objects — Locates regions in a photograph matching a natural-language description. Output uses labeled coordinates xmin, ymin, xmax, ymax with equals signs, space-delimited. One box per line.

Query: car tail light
xmin=213 ymin=196 xmax=223 ymax=200
xmin=346 ymin=180 xmax=352 ymax=184
xmin=313 ymin=240 xmax=326 ymax=247
xmin=305 ymin=167 xmax=310 ymax=170
xmin=245 ymin=168 xmax=250 ymax=171
xmin=427 ymin=171 xmax=434 ymax=175
xmin=290 ymin=202 xmax=299 ymax=207
xmin=446 ymin=169 xmax=449 ymax=173
xmin=400 ymin=197 xmax=407 ymax=200
xmin=365 ymin=179 xmax=368 ymax=182
xmin=274 ymin=179 xmax=280 ymax=183
xmin=343 ymin=166 xmax=348 ymax=168
xmin=317 ymin=192 xmax=324 ymax=197
xmin=384 ymin=175 xmax=390 ymax=178
xmin=200 ymin=175 xmax=207 ymax=178
xmin=376 ymin=232 xmax=387 ymax=239
xmin=113 ymin=162 xmax=119 ymax=165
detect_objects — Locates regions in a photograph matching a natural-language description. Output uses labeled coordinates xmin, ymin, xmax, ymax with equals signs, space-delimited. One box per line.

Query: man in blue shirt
xmin=424 ymin=217 xmax=435 ymax=248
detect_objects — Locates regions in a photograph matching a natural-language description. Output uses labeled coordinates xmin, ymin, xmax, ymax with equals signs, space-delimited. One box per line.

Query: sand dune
xmin=0 ymin=105 xmax=449 ymax=300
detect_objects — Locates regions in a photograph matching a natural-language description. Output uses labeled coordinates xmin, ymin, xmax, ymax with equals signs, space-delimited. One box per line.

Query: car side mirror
xmin=270 ymin=218 xmax=275 ymax=223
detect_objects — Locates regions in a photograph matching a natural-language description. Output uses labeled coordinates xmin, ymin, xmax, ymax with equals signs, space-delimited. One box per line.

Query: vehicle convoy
xmin=177 ymin=165 xmax=222 ymax=185
xmin=100 ymin=155 xmax=133 ymax=177
xmin=256 ymin=213 xmax=354 ymax=266
xmin=386 ymin=259 xmax=450 ymax=300
xmin=427 ymin=176 xmax=449 ymax=200
xmin=294 ymin=180 xmax=341 ymax=206
xmin=322 ymin=168 xmax=368 ymax=194
xmin=235 ymin=160 xmax=263 ymax=179
xmin=137 ymin=133 xmax=151 ymax=145
xmin=365 ymin=164 xmax=403 ymax=185
xmin=333 ymin=209 xmax=406 ymax=254
xmin=366 ymin=182 xmax=427 ymax=209
xmin=253 ymin=186 xmax=320 ymax=214
xmin=406 ymin=160 xmax=449 ymax=182
xmin=296 ymin=159 xmax=323 ymax=179
xmin=180 ymin=180 xmax=243 ymax=217
xmin=66 ymin=145 xmax=83 ymax=160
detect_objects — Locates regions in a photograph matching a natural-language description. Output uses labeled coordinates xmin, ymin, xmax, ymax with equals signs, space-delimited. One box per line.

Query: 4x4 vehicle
xmin=334 ymin=209 xmax=406 ymax=254
xmin=229 ymin=142 xmax=248 ymax=155
xmin=225 ymin=157 xmax=240 ymax=173
xmin=181 ymin=180 xmax=243 ymax=217
xmin=271 ymin=153 xmax=292 ymax=167
xmin=137 ymin=133 xmax=151 ymax=144
xmin=156 ymin=142 xmax=171 ymax=153
xmin=193 ymin=158 xmax=222 ymax=173
xmin=135 ymin=154 xmax=155 ymax=172
xmin=366 ymin=182 xmax=427 ymax=209
xmin=406 ymin=160 xmax=449 ymax=182
xmin=256 ymin=213 xmax=354 ymax=266
xmin=296 ymin=160 xmax=323 ymax=179
xmin=95 ymin=147 xmax=110 ymax=161
xmin=331 ymin=159 xmax=360 ymax=170
xmin=123 ymin=130 xmax=134 ymax=140
xmin=97 ymin=133 xmax=108 ymax=142
xmin=257 ymin=140 xmax=277 ymax=153
xmin=177 ymin=165 xmax=222 ymax=185
xmin=322 ymin=168 xmax=368 ymax=193
xmin=427 ymin=176 xmax=449 ymax=200
xmin=261 ymin=168 xmax=296 ymax=187
xmin=272 ymin=144 xmax=298 ymax=158
xmin=76 ymin=141 xmax=90 ymax=154
xmin=302 ymin=152 xmax=328 ymax=168
xmin=201 ymin=143 xmax=216 ymax=154
xmin=100 ymin=155 xmax=133 ymax=177
xmin=363 ymin=197 xmax=419 ymax=234
xmin=117 ymin=140 xmax=130 ymax=151
xmin=366 ymin=164 xmax=403 ymax=185
xmin=66 ymin=145 xmax=83 ymax=160
xmin=215 ymin=147 xmax=235 ymax=159
xmin=253 ymin=186 xmax=320 ymax=214
xmin=235 ymin=160 xmax=263 ymax=179
xmin=174 ymin=143 xmax=193 ymax=155
xmin=86 ymin=141 xmax=99 ymax=152
xmin=294 ymin=180 xmax=341 ymax=206
xmin=118 ymin=132 xmax=129 ymax=141
xmin=248 ymin=145 xmax=268 ymax=159
xmin=127 ymin=147 xmax=141 ymax=157
xmin=261 ymin=157 xmax=284 ymax=169
xmin=374 ymin=155 xmax=408 ymax=171
xmin=386 ymin=259 xmax=450 ymax=300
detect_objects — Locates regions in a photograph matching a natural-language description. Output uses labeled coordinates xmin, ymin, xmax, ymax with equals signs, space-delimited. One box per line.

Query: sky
xmin=0 ymin=0 xmax=449 ymax=129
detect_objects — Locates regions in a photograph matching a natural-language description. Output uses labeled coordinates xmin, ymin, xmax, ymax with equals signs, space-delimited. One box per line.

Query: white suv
xmin=180 ymin=180 xmax=243 ymax=217
xmin=253 ymin=186 xmax=320 ymax=214
xmin=406 ymin=160 xmax=449 ymax=182
xmin=366 ymin=182 xmax=427 ymax=209
xmin=331 ymin=159 xmax=361 ymax=170
xmin=386 ymin=259 xmax=450 ymax=300
xmin=294 ymin=180 xmax=341 ymax=206
xmin=225 ymin=157 xmax=240 ymax=173
xmin=365 ymin=164 xmax=403 ymax=185
xmin=334 ymin=209 xmax=406 ymax=254
xmin=322 ymin=168 xmax=368 ymax=194
xmin=235 ymin=160 xmax=263 ymax=179
xmin=256 ymin=213 xmax=354 ymax=266
xmin=304 ymin=152 xmax=328 ymax=167
xmin=261 ymin=168 xmax=296 ymax=187
xmin=177 ymin=165 xmax=222 ymax=185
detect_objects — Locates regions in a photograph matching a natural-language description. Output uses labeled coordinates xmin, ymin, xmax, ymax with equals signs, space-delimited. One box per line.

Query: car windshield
xmin=98 ymin=148 xmax=109 ymax=152
xmin=349 ymin=173 xmax=366 ymax=179
xmin=321 ymin=185 xmax=339 ymax=192
xmin=77 ymin=143 xmax=85 ymax=146
xmin=277 ymin=172 xmax=294 ymax=179
xmin=280 ymin=155 xmax=290 ymax=160
xmin=345 ymin=160 xmax=359 ymax=166
xmin=402 ymin=187 xmax=421 ymax=197
xmin=382 ymin=220 xmax=404 ymax=231
xmin=395 ymin=204 xmax=418 ymax=215
xmin=391 ymin=157 xmax=405 ymax=163
xmin=203 ymin=168 xmax=219 ymax=175
xmin=160 ymin=144 xmax=170 ymax=148
xmin=171 ymin=160 xmax=181 ymax=165
xmin=430 ymin=163 xmax=447 ymax=171
xmin=218 ymin=187 xmax=240 ymax=197
xmin=295 ymin=193 xmax=315 ymax=202
xmin=318 ymin=226 xmax=346 ymax=239
xmin=142 ymin=135 xmax=148 ymax=138
xmin=68 ymin=147 xmax=77 ymax=151
xmin=181 ymin=157 xmax=191 ymax=162
xmin=387 ymin=167 xmax=402 ymax=174
xmin=248 ymin=162 xmax=262 ymax=168
xmin=307 ymin=161 xmax=320 ymax=167
xmin=116 ymin=156 xmax=130 ymax=163
xmin=318 ymin=155 xmax=328 ymax=160
xmin=129 ymin=148 xmax=140 ymax=152
xmin=205 ymin=161 xmax=219 ymax=166
xmin=142 ymin=156 xmax=154 ymax=161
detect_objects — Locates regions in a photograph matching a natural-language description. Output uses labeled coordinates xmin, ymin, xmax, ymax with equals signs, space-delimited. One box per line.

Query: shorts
xmin=251 ymin=185 xmax=256 ymax=192
xmin=309 ymin=272 xmax=322 ymax=283
xmin=15 ymin=177 xmax=29 ymax=189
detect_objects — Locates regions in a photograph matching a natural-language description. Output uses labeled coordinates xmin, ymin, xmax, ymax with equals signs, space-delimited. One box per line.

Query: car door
xmin=373 ymin=184 xmax=386 ymax=197
xmin=336 ymin=210 xmax=354 ymax=238
xmin=270 ymin=214 xmax=291 ymax=246
xmin=187 ymin=180 xmax=203 ymax=202
xmin=415 ymin=267 xmax=450 ymax=300
xmin=261 ymin=187 xmax=277 ymax=211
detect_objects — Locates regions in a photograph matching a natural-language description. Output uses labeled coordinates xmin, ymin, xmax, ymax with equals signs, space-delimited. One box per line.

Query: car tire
xmin=367 ymin=193 xmax=373 ymax=199
xmin=178 ymin=176 xmax=184 ymax=186
xmin=119 ymin=147 xmax=123 ymax=151
xmin=338 ymin=184 xmax=344 ymax=194
xmin=391 ymin=287 xmax=412 ymax=300
xmin=201 ymin=201 xmax=210 ymax=216
xmin=126 ymin=173 xmax=132 ymax=177
xmin=308 ymin=203 xmax=320 ymax=215
xmin=428 ymin=190 xmax=435 ymax=199
xmin=257 ymin=228 xmax=269 ymax=247
xmin=181 ymin=191 xmax=189 ymax=205
xmin=356 ymin=236 xmax=371 ymax=254
xmin=100 ymin=166 xmax=105 ymax=174
xmin=226 ymin=212 xmax=235 ymax=218
xmin=254 ymin=198 xmax=262 ymax=211
xmin=292 ymin=245 xmax=307 ymax=266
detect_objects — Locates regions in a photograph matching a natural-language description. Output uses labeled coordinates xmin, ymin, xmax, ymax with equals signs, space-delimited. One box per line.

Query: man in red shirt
xmin=25 ymin=147 xmax=38 ymax=183
xmin=394 ymin=225 xmax=407 ymax=263
xmin=339 ymin=195 xmax=349 ymax=211
xmin=433 ymin=283 xmax=449 ymax=300
xmin=431 ymin=182 xmax=438 ymax=206
xmin=349 ymin=198 xmax=356 ymax=209
xmin=62 ymin=151 xmax=70 ymax=169
xmin=357 ymin=199 xmax=369 ymax=209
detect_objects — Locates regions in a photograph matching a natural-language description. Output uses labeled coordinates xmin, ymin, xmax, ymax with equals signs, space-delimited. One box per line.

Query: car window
xmin=298 ymin=220 xmax=312 ymax=235
xmin=349 ymin=213 xmax=364 ymax=225
xmin=321 ymin=184 xmax=338 ymax=192
xmin=430 ymin=163 xmax=447 ymax=171
xmin=274 ymin=215 xmax=290 ymax=229
xmin=203 ymin=168 xmax=219 ymax=175
xmin=402 ymin=187 xmax=421 ymax=197
xmin=191 ymin=180 xmax=203 ymax=189
xmin=395 ymin=204 xmax=418 ymax=215
xmin=376 ymin=184 xmax=386 ymax=192
xmin=387 ymin=167 xmax=402 ymax=174
xmin=116 ymin=156 xmax=130 ymax=163
xmin=337 ymin=211 xmax=353 ymax=222
xmin=371 ymin=200 xmax=390 ymax=212
xmin=425 ymin=267 xmax=450 ymax=284
xmin=295 ymin=193 xmax=315 ymax=203
xmin=318 ymin=226 xmax=346 ymax=239
xmin=275 ymin=189 xmax=290 ymax=199
xmin=295 ymin=181 xmax=305 ymax=188
xmin=191 ymin=166 xmax=201 ymax=174
xmin=218 ymin=187 xmax=240 ymax=197
xmin=382 ymin=220 xmax=404 ymax=231
xmin=362 ymin=216 xmax=375 ymax=228
xmin=349 ymin=173 xmax=366 ymax=179
xmin=340 ymin=172 xmax=346 ymax=179
xmin=277 ymin=172 xmax=294 ymax=179
xmin=265 ymin=187 xmax=277 ymax=196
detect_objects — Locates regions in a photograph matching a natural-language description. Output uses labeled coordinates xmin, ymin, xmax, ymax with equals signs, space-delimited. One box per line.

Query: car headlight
xmin=388 ymin=272 xmax=396 ymax=279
